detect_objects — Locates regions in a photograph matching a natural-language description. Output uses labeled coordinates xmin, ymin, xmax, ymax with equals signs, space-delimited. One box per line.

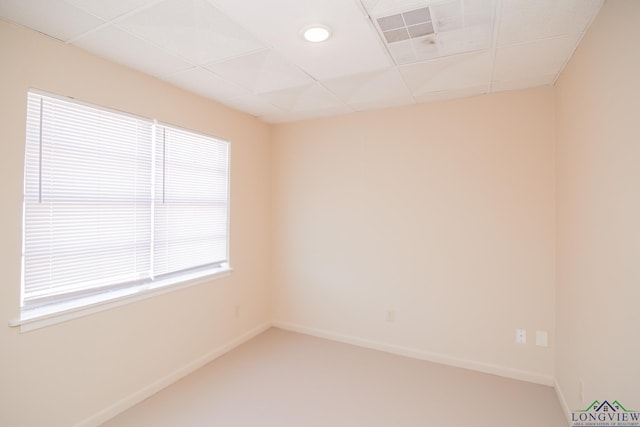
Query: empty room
xmin=0 ymin=0 xmax=638 ymax=426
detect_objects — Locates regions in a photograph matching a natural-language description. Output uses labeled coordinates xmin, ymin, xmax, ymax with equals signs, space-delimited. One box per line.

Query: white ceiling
xmin=0 ymin=0 xmax=603 ymax=123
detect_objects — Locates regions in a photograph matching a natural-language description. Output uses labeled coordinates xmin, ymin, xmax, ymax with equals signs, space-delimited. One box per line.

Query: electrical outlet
xmin=535 ymin=330 xmax=548 ymax=347
xmin=579 ymin=379 xmax=584 ymax=404
xmin=516 ymin=328 xmax=526 ymax=344
xmin=234 ymin=305 xmax=240 ymax=318
xmin=386 ymin=310 xmax=395 ymax=322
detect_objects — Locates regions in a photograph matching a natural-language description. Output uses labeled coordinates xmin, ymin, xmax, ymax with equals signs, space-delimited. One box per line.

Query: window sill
xmin=9 ymin=266 xmax=232 ymax=333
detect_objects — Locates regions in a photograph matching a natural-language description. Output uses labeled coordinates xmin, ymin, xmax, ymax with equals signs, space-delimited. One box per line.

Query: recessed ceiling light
xmin=303 ymin=25 xmax=332 ymax=43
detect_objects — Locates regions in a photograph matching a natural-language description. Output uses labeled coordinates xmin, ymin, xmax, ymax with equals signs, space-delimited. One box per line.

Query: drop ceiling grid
xmin=163 ymin=66 xmax=252 ymax=101
xmin=414 ymin=85 xmax=487 ymax=104
xmin=490 ymin=0 xmax=604 ymax=91
xmin=399 ymin=50 xmax=494 ymax=96
xmin=321 ymin=68 xmax=414 ymax=106
xmin=311 ymin=0 xmax=416 ymax=113
xmin=0 ymin=0 xmax=105 ymax=41
xmin=219 ymin=93 xmax=287 ymax=118
xmin=203 ymin=49 xmax=316 ymax=95
xmin=210 ymin=0 xmax=393 ymax=81
xmin=363 ymin=0 xmax=500 ymax=102
xmin=65 ymin=0 xmax=268 ymax=78
xmin=205 ymin=0 xmax=401 ymax=118
xmin=497 ymin=0 xmax=604 ymax=46
xmin=0 ymin=0 xmax=607 ymax=123
xmin=63 ymin=0 xmax=162 ymax=22
xmin=66 ymin=0 xmax=302 ymax=115
xmin=114 ymin=0 xmax=264 ymax=66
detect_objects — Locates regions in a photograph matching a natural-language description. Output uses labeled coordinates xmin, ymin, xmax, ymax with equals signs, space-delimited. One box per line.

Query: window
xmin=21 ymin=91 xmax=230 ymax=321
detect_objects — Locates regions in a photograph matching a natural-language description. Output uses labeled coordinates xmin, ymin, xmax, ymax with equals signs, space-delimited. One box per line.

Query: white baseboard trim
xmin=73 ymin=321 xmax=272 ymax=427
xmin=73 ymin=320 xmax=560 ymax=427
xmin=272 ymin=320 xmax=555 ymax=387
xmin=554 ymin=379 xmax=573 ymax=426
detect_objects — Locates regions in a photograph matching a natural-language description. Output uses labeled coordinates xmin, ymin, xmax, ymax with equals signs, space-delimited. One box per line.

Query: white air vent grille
xmin=377 ymin=7 xmax=434 ymax=44
xmin=368 ymin=0 xmax=496 ymax=66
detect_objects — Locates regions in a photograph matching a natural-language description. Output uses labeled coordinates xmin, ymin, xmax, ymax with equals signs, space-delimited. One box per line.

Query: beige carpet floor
xmin=102 ymin=328 xmax=567 ymax=426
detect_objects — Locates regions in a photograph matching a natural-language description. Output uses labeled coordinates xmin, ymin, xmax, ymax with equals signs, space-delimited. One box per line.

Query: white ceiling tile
xmin=362 ymin=0 xmax=429 ymax=17
xmin=387 ymin=38 xmax=426 ymax=64
xmin=430 ymin=0 xmax=496 ymax=33
xmin=0 ymin=0 xmax=606 ymax=122
xmin=118 ymin=0 xmax=264 ymax=65
xmin=350 ymin=96 xmax=416 ymax=112
xmin=366 ymin=0 xmax=495 ymax=65
xmin=163 ymin=67 xmax=250 ymax=101
xmin=64 ymin=0 xmax=157 ymax=21
xmin=261 ymin=105 xmax=354 ymax=124
xmin=322 ymin=68 xmax=412 ymax=105
xmin=211 ymin=0 xmax=392 ymax=81
xmin=493 ymin=33 xmax=582 ymax=83
xmin=205 ymin=50 xmax=313 ymax=94
xmin=491 ymin=75 xmax=554 ymax=93
xmin=0 ymin=0 xmax=104 ymax=41
xmin=261 ymin=83 xmax=347 ymax=112
xmin=408 ymin=36 xmax=442 ymax=62
xmin=72 ymin=25 xmax=192 ymax=77
xmin=436 ymin=24 xmax=492 ymax=57
xmin=259 ymin=85 xmax=310 ymax=112
xmin=399 ymin=50 xmax=493 ymax=95
xmin=289 ymin=84 xmax=346 ymax=112
xmin=498 ymin=0 xmax=603 ymax=46
xmin=414 ymin=85 xmax=487 ymax=104
xmin=220 ymin=94 xmax=286 ymax=118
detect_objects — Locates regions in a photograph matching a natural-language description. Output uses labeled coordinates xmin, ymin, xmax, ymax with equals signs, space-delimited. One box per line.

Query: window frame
xmin=12 ymin=90 xmax=232 ymax=332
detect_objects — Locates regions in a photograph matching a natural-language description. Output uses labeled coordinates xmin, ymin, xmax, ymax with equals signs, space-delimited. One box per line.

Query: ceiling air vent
xmin=376 ymin=7 xmax=434 ymax=44
xmin=368 ymin=0 xmax=496 ymax=66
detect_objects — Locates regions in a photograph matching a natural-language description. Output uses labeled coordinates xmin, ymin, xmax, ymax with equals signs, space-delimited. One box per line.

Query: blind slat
xmin=153 ymin=125 xmax=229 ymax=277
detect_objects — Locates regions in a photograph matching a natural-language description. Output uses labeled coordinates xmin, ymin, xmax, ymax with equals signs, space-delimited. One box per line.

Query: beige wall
xmin=555 ymin=0 xmax=640 ymax=414
xmin=0 ymin=20 xmax=272 ymax=427
xmin=4 ymin=1 xmax=638 ymax=424
xmin=271 ymin=88 xmax=557 ymax=381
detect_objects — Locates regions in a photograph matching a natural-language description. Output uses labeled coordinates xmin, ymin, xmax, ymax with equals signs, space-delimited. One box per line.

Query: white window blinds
xmin=22 ymin=91 xmax=229 ymax=311
xmin=153 ymin=125 xmax=230 ymax=279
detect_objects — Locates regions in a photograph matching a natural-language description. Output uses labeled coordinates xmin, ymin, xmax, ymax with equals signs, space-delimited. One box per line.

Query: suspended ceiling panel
xmin=211 ymin=0 xmax=393 ymax=81
xmin=498 ymin=0 xmax=605 ymax=46
xmin=72 ymin=24 xmax=192 ymax=77
xmin=64 ymin=0 xmax=158 ymax=21
xmin=117 ymin=0 xmax=265 ymax=65
xmin=0 ymin=0 xmax=604 ymax=123
xmin=322 ymin=68 xmax=414 ymax=110
xmin=370 ymin=0 xmax=496 ymax=65
xmin=399 ymin=50 xmax=493 ymax=95
xmin=0 ymin=0 xmax=104 ymax=40
xmin=204 ymin=50 xmax=314 ymax=95
xmin=163 ymin=66 xmax=250 ymax=101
